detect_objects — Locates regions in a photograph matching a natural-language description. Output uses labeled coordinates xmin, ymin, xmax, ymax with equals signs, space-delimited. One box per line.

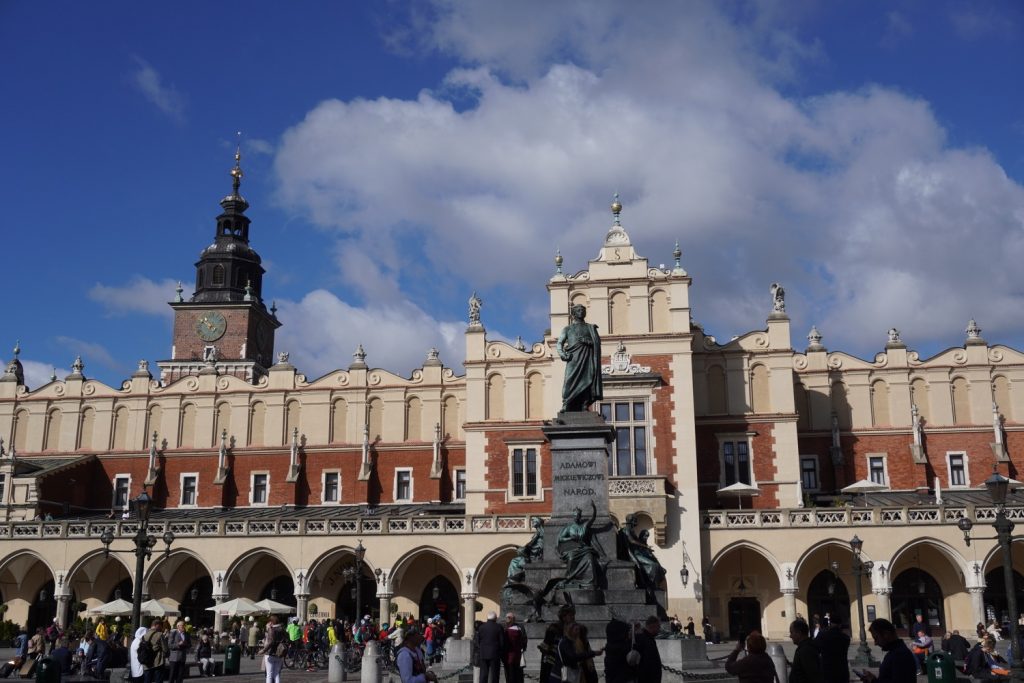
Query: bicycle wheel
xmin=283 ymin=647 xmax=297 ymax=669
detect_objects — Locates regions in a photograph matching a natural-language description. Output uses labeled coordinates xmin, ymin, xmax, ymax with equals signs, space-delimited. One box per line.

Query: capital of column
xmin=872 ymin=588 xmax=892 ymax=596
xmin=781 ymin=588 xmax=798 ymax=595
xmin=968 ymin=586 xmax=985 ymax=594
xmin=213 ymin=593 xmax=229 ymax=603
xmin=377 ymin=592 xmax=394 ymax=600
xmin=461 ymin=593 xmax=478 ymax=601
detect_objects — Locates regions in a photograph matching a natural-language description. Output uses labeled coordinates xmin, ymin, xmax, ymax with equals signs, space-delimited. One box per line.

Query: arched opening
xmin=306 ymin=547 xmax=377 ymax=624
xmin=27 ymin=579 xmax=56 ymax=634
xmin=870 ymin=379 xmax=890 ymax=427
xmin=983 ymin=551 xmax=1024 ymax=626
xmin=109 ymin=577 xmax=132 ymax=602
xmin=406 ymin=397 xmax=422 ymax=442
xmin=260 ymin=576 xmax=296 ymax=608
xmin=709 ymin=546 xmax=779 ymax=639
xmin=486 ymin=375 xmax=505 ymax=420
xmin=891 ymin=568 xmax=945 ymax=636
xmin=418 ymin=576 xmax=459 ymax=627
xmin=805 ymin=570 xmax=851 ymax=630
xmin=707 ymin=365 xmax=727 ymax=415
xmin=750 ymin=365 xmax=770 ymax=414
xmin=179 ymin=575 xmax=214 ymax=627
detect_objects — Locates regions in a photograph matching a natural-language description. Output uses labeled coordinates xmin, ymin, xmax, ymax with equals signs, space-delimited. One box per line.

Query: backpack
xmin=137 ymin=636 xmax=155 ymax=667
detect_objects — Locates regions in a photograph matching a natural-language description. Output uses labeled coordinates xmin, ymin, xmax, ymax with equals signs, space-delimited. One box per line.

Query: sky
xmin=2 ymin=0 xmax=1024 ymax=389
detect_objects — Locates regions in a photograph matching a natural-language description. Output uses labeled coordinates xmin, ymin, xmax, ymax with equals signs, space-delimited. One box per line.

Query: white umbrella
xmin=141 ymin=599 xmax=179 ymax=617
xmin=841 ymin=479 xmax=887 ymax=506
xmin=717 ymin=482 xmax=761 ymax=510
xmin=205 ymin=597 xmax=260 ymax=617
xmin=935 ymin=478 xmax=943 ymax=505
xmin=252 ymin=599 xmax=294 ymax=615
xmin=88 ymin=598 xmax=134 ymax=616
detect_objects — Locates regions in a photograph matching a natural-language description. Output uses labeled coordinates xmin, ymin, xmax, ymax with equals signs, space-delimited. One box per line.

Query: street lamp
xmin=100 ymin=490 xmax=174 ymax=633
xmin=342 ymin=540 xmax=366 ymax=623
xmin=849 ymin=535 xmax=876 ymax=667
xmin=957 ymin=467 xmax=1022 ymax=679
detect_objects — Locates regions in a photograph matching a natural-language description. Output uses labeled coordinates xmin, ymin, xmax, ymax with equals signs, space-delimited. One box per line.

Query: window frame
xmin=867 ymin=453 xmax=889 ymax=488
xmin=322 ymin=470 xmax=341 ymax=504
xmin=945 ymin=451 xmax=969 ymax=488
xmin=394 ymin=468 xmax=413 ymax=502
xmin=799 ymin=455 xmax=820 ymax=492
xmin=112 ymin=474 xmax=132 ymax=510
xmin=250 ymin=471 xmax=269 ymax=506
xmin=179 ymin=472 xmax=198 ymax=508
xmin=0 ymin=473 xmax=6 ymax=505
xmin=716 ymin=433 xmax=755 ymax=488
xmin=508 ymin=444 xmax=543 ymax=502
xmin=453 ymin=468 xmax=466 ymax=502
xmin=597 ymin=398 xmax=652 ymax=477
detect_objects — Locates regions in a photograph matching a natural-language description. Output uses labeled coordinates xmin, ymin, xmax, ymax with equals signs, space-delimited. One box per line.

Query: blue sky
xmin=2 ymin=1 xmax=1023 ymax=388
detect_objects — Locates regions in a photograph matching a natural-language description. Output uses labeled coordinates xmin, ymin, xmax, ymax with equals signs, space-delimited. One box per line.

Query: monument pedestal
xmin=502 ymin=412 xmax=666 ymax=644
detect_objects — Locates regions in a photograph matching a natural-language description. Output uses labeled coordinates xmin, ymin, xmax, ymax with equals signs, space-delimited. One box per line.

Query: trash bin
xmin=926 ymin=651 xmax=956 ymax=683
xmin=223 ymin=642 xmax=242 ymax=676
xmin=35 ymin=657 xmax=60 ymax=683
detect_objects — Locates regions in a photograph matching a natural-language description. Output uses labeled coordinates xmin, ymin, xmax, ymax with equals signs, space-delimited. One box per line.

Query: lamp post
xmin=343 ymin=540 xmax=366 ymax=623
xmin=849 ymin=535 xmax=876 ymax=667
xmin=957 ymin=467 xmax=1022 ymax=680
xmin=100 ymin=490 xmax=174 ymax=633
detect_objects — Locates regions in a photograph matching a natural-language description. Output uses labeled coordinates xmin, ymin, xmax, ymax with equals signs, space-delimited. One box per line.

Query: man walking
xmin=475 ymin=611 xmax=506 ymax=683
xmin=143 ymin=619 xmax=170 ymax=683
xmin=504 ymin=612 xmax=527 ymax=683
xmin=862 ymin=619 xmax=916 ymax=683
xmin=789 ymin=620 xmax=823 ymax=683
xmin=633 ymin=616 xmax=663 ymax=683
xmin=815 ymin=616 xmax=851 ymax=683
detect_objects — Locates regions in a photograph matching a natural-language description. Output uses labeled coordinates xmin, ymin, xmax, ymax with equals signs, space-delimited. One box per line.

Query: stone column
xmin=873 ymin=589 xmax=891 ymax=621
xmin=378 ymin=594 xmax=393 ymax=625
xmin=296 ymin=594 xmax=309 ymax=622
xmin=212 ymin=594 xmax=227 ymax=634
xmin=782 ymin=589 xmax=797 ymax=622
xmin=969 ymin=587 xmax=986 ymax=627
xmin=462 ymin=593 xmax=478 ymax=640
xmin=56 ymin=595 xmax=71 ymax=629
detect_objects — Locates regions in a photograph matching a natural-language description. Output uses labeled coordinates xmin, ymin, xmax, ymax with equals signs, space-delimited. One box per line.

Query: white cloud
xmin=269 ymin=2 xmax=1024 ymax=361
xmin=89 ymin=276 xmax=191 ymax=318
xmin=129 ymin=56 xmax=186 ymax=123
xmin=54 ymin=336 xmax=125 ymax=373
xmin=21 ymin=360 xmax=58 ymax=391
xmin=274 ymin=289 xmax=465 ymax=380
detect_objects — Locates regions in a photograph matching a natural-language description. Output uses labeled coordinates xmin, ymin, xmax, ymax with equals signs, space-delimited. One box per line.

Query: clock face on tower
xmin=195 ymin=311 xmax=227 ymax=342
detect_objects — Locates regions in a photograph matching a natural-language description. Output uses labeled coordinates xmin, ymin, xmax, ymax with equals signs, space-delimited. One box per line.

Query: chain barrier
xmin=660 ymin=663 xmax=735 ymax=680
xmin=433 ymin=663 xmax=473 ymax=681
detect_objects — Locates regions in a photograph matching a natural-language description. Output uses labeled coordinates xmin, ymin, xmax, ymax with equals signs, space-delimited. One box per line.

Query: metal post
xmin=131 ymin=522 xmax=147 ymax=633
xmin=850 ymin=539 xmax=876 ymax=668
xmin=995 ymin=510 xmax=1021 ymax=677
xmin=355 ymin=554 xmax=363 ymax=624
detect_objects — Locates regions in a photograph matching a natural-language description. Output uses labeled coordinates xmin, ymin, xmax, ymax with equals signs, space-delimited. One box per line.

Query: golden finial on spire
xmin=611 ymin=193 xmax=622 ymax=225
xmin=230 ymin=131 xmax=243 ymax=195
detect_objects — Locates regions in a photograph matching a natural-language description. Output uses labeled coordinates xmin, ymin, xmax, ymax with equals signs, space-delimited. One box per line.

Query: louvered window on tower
xmin=212 ymin=265 xmax=225 ymax=286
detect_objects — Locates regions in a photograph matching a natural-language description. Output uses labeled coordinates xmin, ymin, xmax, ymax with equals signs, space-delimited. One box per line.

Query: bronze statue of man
xmin=557 ymin=304 xmax=603 ymax=412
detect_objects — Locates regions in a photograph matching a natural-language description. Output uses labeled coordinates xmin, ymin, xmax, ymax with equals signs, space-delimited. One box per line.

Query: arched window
xmin=952 ymin=377 xmax=970 ymax=425
xmin=78 ymin=408 xmax=95 ymax=450
xmin=708 ymin=365 xmax=727 ymax=414
xmin=13 ymin=409 xmax=29 ymax=452
xmin=526 ymin=373 xmax=544 ymax=420
xmin=442 ymin=396 xmax=459 ymax=440
xmin=146 ymin=405 xmax=162 ymax=443
xmin=993 ymin=376 xmax=1012 ymax=421
xmin=212 ymin=264 xmax=225 ymax=287
xmin=750 ymin=364 xmax=770 ymax=413
xmin=368 ymin=398 xmax=383 ymax=442
xmin=179 ymin=404 xmax=197 ymax=448
xmin=214 ymin=402 xmax=231 ymax=442
xmin=111 ymin=406 xmax=129 ymax=450
xmin=486 ymin=374 xmax=505 ymax=420
xmin=331 ymin=398 xmax=347 ymax=443
xmin=249 ymin=401 xmax=266 ymax=446
xmin=795 ymin=381 xmax=810 ymax=430
xmin=871 ymin=379 xmax=891 ymax=427
xmin=44 ymin=408 xmax=62 ymax=450
xmin=285 ymin=400 xmax=301 ymax=442
xmin=406 ymin=397 xmax=422 ymax=441
xmin=649 ymin=289 xmax=669 ymax=333
xmin=911 ymin=378 xmax=930 ymax=423
xmin=609 ymin=291 xmax=628 ymax=334
xmin=832 ymin=382 xmax=852 ymax=429
xmin=570 ymin=293 xmax=588 ymax=310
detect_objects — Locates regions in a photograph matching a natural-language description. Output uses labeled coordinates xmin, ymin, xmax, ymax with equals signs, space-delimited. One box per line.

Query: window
xmin=323 ymin=471 xmax=340 ymax=503
xmin=0 ymin=474 xmax=6 ymax=503
xmin=800 ymin=456 xmax=819 ymax=491
xmin=113 ymin=476 xmax=130 ymax=509
xmin=599 ymin=400 xmax=649 ymax=476
xmin=511 ymin=447 xmax=540 ymax=498
xmin=720 ymin=438 xmax=751 ymax=486
xmin=395 ymin=469 xmax=412 ymax=502
xmin=251 ymin=473 xmax=268 ymax=505
xmin=180 ymin=474 xmax=197 ymax=507
xmin=947 ymin=452 xmax=968 ymax=487
xmin=454 ymin=469 xmax=466 ymax=501
xmin=868 ymin=454 xmax=888 ymax=486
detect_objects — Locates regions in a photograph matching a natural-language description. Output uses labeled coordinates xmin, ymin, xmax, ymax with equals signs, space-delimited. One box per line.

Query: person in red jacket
xmin=503 ymin=612 xmax=527 ymax=683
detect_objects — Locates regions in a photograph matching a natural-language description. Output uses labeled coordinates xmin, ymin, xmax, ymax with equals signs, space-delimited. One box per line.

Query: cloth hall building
xmin=0 ymin=157 xmax=1021 ymax=642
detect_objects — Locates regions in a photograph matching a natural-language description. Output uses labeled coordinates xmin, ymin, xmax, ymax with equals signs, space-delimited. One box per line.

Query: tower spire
xmin=230 ymin=131 xmax=243 ymax=197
